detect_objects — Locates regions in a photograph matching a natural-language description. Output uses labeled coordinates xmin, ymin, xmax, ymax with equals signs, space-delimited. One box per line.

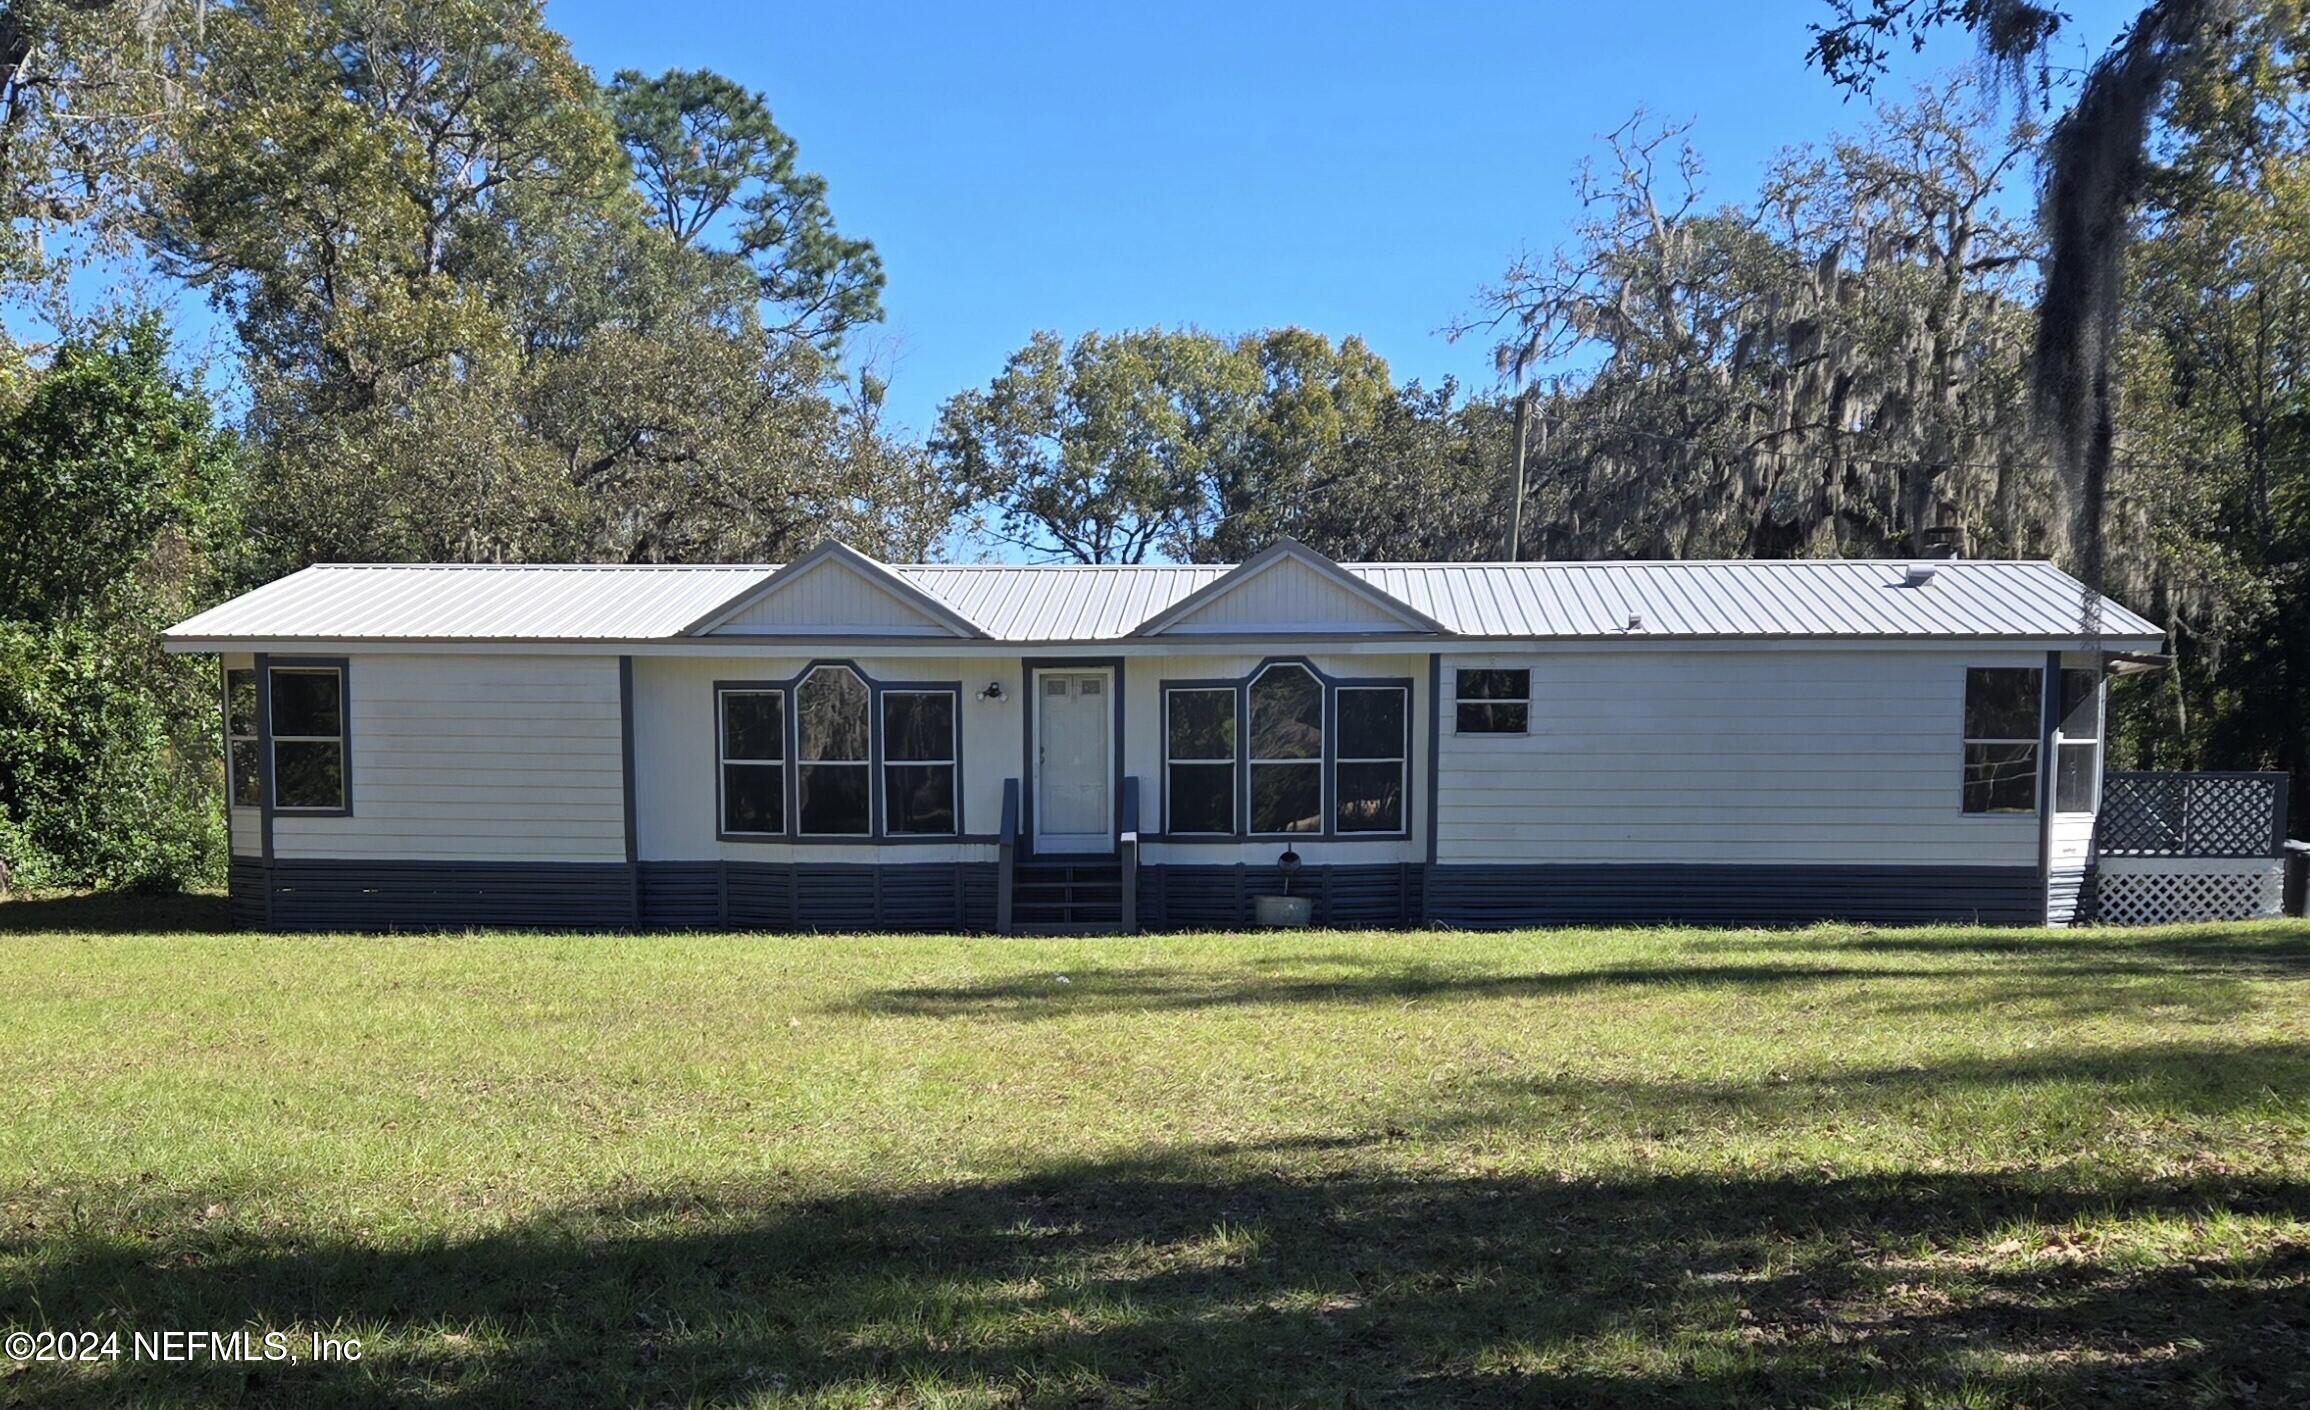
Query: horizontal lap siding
xmin=1435 ymin=649 xmax=2041 ymax=867
xmin=271 ymin=654 xmax=627 ymax=863
xmin=1425 ymin=863 xmax=2040 ymax=927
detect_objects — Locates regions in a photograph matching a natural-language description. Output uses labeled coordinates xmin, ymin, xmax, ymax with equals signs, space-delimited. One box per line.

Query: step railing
xmin=1119 ymin=775 xmax=1141 ymax=934
xmin=997 ymin=777 xmax=1019 ymax=935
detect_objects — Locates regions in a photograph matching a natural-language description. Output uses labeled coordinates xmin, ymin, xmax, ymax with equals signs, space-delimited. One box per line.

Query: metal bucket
xmin=1253 ymin=894 xmax=1312 ymax=927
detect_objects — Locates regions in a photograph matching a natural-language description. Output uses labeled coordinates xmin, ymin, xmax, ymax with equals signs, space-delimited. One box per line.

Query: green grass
xmin=1 ymin=900 xmax=2305 ymax=1407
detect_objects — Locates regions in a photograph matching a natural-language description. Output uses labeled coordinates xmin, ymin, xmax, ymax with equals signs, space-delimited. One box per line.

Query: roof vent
xmin=1903 ymin=563 xmax=1940 ymax=588
xmin=1624 ymin=613 xmax=1644 ymax=632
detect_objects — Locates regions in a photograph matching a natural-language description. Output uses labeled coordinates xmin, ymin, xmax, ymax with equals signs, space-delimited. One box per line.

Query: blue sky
xmin=551 ymin=0 xmax=2142 ymax=437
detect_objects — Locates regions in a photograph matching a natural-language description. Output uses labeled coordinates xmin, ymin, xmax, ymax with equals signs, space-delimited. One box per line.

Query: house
xmin=161 ymin=540 xmax=2165 ymax=933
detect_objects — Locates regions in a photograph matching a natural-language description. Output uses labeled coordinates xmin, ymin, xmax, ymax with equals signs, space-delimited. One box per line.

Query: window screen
xmin=224 ymin=667 xmax=261 ymax=807
xmin=797 ymin=666 xmax=871 ymax=834
xmin=718 ymin=689 xmax=785 ymax=835
xmin=2055 ymin=667 xmax=2101 ymax=813
xmin=1335 ymin=686 xmax=1407 ymax=833
xmin=1165 ymin=687 xmax=1236 ymax=834
xmin=1249 ymin=665 xmax=1322 ymax=834
xmin=1455 ymin=669 xmax=1529 ymax=733
xmin=882 ymin=690 xmax=957 ymax=835
xmin=1962 ymin=666 xmax=2042 ymax=814
xmin=269 ymin=666 xmax=345 ymax=811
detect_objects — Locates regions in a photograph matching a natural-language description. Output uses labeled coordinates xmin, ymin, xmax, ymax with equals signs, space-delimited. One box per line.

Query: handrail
xmin=997 ymin=778 xmax=1020 ymax=935
xmin=1118 ymin=775 xmax=1141 ymax=933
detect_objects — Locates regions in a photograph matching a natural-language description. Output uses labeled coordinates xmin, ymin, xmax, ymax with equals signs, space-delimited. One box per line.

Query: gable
xmin=1135 ymin=542 xmax=1447 ymax=637
xmin=686 ymin=544 xmax=982 ymax=638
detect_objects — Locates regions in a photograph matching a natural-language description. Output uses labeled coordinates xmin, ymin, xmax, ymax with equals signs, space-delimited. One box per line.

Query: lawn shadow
xmin=0 ymin=891 xmax=236 ymax=935
xmin=5 ymin=1143 xmax=2305 ymax=1407
xmin=847 ymin=960 xmax=1943 ymax=1020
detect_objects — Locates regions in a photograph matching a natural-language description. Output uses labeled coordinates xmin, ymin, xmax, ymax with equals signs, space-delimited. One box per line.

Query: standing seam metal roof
xmin=162 ymin=558 xmax=2163 ymax=644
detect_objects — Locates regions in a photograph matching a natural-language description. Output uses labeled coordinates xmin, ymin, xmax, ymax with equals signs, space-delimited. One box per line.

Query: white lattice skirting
xmin=2096 ymin=857 xmax=2285 ymax=925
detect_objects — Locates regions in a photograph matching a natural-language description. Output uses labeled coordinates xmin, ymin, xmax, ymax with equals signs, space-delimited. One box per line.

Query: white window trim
xmin=1163 ymin=685 xmax=1237 ymax=836
xmin=1453 ymin=667 xmax=1531 ymax=736
xmin=268 ymin=665 xmax=347 ymax=813
xmin=1334 ymin=684 xmax=1409 ymax=834
xmin=1247 ymin=663 xmax=1323 ymax=837
xmin=881 ymin=687 xmax=959 ymax=837
xmin=717 ymin=687 xmax=787 ymax=837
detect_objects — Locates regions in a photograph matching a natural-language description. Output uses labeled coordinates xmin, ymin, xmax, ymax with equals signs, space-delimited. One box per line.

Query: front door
xmin=1033 ymin=669 xmax=1111 ymax=853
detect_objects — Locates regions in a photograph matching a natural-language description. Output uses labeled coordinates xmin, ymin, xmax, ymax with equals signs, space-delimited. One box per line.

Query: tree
xmin=934 ymin=329 xmax=1255 ymax=563
xmin=0 ymin=318 xmax=242 ymax=890
xmin=608 ymin=68 xmax=885 ymax=351
xmin=1470 ymin=86 xmax=2066 ymax=563
xmin=1808 ymin=0 xmax=2232 ymax=629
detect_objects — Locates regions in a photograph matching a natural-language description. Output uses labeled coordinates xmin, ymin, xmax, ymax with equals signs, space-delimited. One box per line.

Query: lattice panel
xmin=2096 ymin=860 xmax=2284 ymax=926
xmin=2099 ymin=772 xmax=2284 ymax=857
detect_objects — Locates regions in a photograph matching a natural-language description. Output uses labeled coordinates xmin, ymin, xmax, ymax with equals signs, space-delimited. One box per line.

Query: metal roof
xmin=164 ymin=556 xmax=2163 ymax=646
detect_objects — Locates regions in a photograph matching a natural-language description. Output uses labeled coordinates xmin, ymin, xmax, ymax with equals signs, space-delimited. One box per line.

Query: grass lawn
xmin=1 ymin=900 xmax=2305 ymax=1407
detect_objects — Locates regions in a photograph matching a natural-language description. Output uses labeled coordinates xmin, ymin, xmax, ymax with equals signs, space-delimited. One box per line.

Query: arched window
xmin=1248 ymin=664 xmax=1322 ymax=834
xmin=797 ymin=665 xmax=871 ymax=834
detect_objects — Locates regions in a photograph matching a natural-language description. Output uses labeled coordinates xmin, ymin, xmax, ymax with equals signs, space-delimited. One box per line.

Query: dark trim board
xmin=1138 ymin=862 xmax=1424 ymax=930
xmin=1424 ymin=863 xmax=2044 ymax=928
xmin=639 ymin=860 xmax=998 ymax=931
xmin=255 ymin=858 xmax=637 ymax=932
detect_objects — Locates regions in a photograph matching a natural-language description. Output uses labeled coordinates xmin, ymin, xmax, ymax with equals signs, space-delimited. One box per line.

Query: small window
xmin=718 ymin=689 xmax=785 ymax=835
xmin=1456 ymin=668 xmax=1529 ymax=734
xmin=1249 ymin=665 xmax=1322 ymax=834
xmin=883 ymin=690 xmax=957 ymax=835
xmin=1962 ymin=666 xmax=2042 ymax=814
xmin=1335 ymin=686 xmax=1407 ymax=833
xmin=797 ymin=666 xmax=871 ymax=834
xmin=224 ymin=667 xmax=261 ymax=808
xmin=269 ymin=666 xmax=345 ymax=811
xmin=1166 ymin=687 xmax=1236 ymax=835
xmin=2055 ymin=667 xmax=2101 ymax=814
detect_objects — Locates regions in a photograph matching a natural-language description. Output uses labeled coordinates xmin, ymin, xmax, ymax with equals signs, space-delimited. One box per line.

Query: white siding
xmin=1434 ymin=648 xmax=2044 ymax=866
xmin=270 ymin=654 xmax=626 ymax=862
xmin=631 ymin=654 xmax=1006 ymax=862
xmin=230 ymin=807 xmax=260 ymax=856
xmin=710 ymin=558 xmax=954 ymax=635
xmin=1126 ymin=650 xmax=1428 ymax=867
xmin=1158 ymin=558 xmax=1420 ymax=634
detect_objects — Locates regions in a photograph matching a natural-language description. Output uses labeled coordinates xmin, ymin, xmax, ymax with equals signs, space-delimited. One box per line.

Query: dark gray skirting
xmin=1423 ymin=863 xmax=2043 ymax=928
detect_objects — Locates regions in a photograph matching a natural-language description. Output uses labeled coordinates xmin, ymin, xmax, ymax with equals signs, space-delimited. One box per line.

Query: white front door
xmin=1034 ymin=669 xmax=1112 ymax=853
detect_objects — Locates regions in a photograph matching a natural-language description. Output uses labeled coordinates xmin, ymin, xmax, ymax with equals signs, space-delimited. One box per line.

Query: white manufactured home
xmin=163 ymin=540 xmax=2169 ymax=932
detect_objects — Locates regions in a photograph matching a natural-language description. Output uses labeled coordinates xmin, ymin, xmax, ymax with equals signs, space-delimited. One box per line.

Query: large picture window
xmin=2055 ymin=667 xmax=2101 ymax=814
xmin=1335 ymin=686 xmax=1408 ymax=833
xmin=268 ymin=665 xmax=346 ymax=811
xmin=796 ymin=665 xmax=871 ymax=835
xmin=882 ymin=690 xmax=957 ymax=835
xmin=1962 ymin=666 xmax=2042 ymax=814
xmin=1249 ymin=665 xmax=1323 ymax=834
xmin=718 ymin=689 xmax=785 ymax=835
xmin=716 ymin=666 xmax=960 ymax=840
xmin=1455 ymin=669 xmax=1529 ymax=734
xmin=1165 ymin=687 xmax=1236 ymax=835
xmin=224 ymin=667 xmax=261 ymax=807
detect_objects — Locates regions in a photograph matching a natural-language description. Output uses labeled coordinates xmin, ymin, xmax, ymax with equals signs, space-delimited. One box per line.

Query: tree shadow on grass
xmin=5 ymin=1147 xmax=2306 ymax=1408
xmin=0 ymin=891 xmax=235 ymax=935
xmin=1707 ymin=920 xmax=2310 ymax=978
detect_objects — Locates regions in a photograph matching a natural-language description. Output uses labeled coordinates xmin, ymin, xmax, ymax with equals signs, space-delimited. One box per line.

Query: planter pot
xmin=1253 ymin=894 xmax=1312 ymax=927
